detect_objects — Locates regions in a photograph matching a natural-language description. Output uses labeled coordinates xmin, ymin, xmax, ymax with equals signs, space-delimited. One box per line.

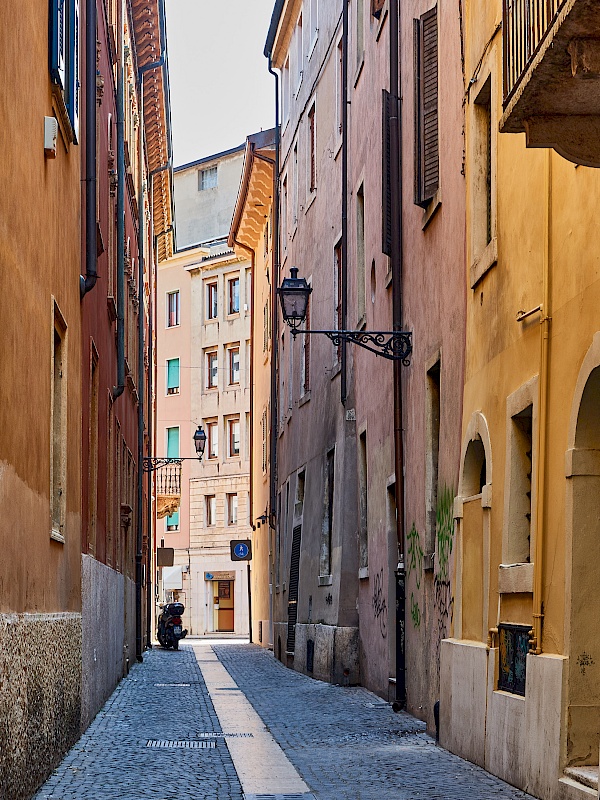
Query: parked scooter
xmin=157 ymin=602 xmax=188 ymax=650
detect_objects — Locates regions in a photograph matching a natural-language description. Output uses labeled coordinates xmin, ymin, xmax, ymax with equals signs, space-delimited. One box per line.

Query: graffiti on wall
xmin=372 ymin=568 xmax=388 ymax=638
xmin=434 ymin=486 xmax=455 ymax=654
xmin=407 ymin=523 xmax=424 ymax=627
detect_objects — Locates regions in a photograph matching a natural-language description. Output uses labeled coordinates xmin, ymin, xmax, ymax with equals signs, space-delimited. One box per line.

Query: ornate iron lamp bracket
xmin=143 ymin=457 xmax=183 ymax=473
xmin=290 ymin=329 xmax=413 ymax=364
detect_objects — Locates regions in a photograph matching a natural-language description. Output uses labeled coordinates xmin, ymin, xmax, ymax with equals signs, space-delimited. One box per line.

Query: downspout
xmin=80 ymin=0 xmax=98 ymax=297
xmin=341 ymin=0 xmax=349 ymax=404
xmin=267 ymin=56 xmax=280 ymax=529
xmin=113 ymin=41 xmax=125 ymax=400
xmin=390 ymin=0 xmax=407 ymax=707
xmin=531 ymin=150 xmax=552 ymax=655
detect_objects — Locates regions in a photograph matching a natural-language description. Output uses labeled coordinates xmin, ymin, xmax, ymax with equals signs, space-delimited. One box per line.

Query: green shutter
xmin=50 ymin=0 xmax=67 ymax=89
xmin=167 ymin=358 xmax=180 ymax=390
xmin=167 ymin=427 xmax=180 ymax=458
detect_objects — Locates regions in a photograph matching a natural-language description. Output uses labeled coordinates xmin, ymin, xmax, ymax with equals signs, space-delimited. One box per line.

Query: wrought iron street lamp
xmin=143 ymin=425 xmax=207 ymax=472
xmin=277 ymin=267 xmax=412 ymax=363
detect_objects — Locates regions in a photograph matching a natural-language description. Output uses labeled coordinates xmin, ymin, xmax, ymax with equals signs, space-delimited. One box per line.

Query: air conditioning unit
xmin=44 ymin=117 xmax=58 ymax=158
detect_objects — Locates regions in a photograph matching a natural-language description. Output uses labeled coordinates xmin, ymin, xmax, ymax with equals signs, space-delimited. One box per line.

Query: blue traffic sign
xmin=230 ymin=539 xmax=252 ymax=561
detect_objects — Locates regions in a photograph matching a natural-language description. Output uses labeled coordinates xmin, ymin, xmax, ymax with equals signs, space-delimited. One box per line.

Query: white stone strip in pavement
xmin=190 ymin=643 xmax=310 ymax=797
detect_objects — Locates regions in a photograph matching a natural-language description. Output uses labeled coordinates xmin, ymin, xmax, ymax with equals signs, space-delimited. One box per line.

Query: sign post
xmin=230 ymin=540 xmax=252 ymax=642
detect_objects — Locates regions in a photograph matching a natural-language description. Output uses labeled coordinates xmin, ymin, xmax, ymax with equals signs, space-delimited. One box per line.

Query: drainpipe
xmin=531 ymin=150 xmax=552 ymax=655
xmin=135 ymin=149 xmax=146 ymax=663
xmin=390 ymin=0 xmax=407 ymax=707
xmin=266 ymin=56 xmax=280 ymax=530
xmin=80 ymin=0 xmax=98 ymax=298
xmin=341 ymin=0 xmax=349 ymax=405
xmin=146 ymin=209 xmax=154 ymax=649
xmin=113 ymin=37 xmax=125 ymax=400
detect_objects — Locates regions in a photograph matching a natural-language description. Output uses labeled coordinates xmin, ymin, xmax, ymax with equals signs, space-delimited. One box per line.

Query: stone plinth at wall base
xmin=81 ymin=554 xmax=136 ymax=731
xmin=0 ymin=612 xmax=82 ymax=800
xmin=294 ymin=623 xmax=360 ymax=685
xmin=441 ymin=638 xmax=572 ymax=800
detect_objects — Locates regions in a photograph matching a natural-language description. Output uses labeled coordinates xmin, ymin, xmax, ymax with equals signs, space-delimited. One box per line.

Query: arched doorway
xmin=566 ymin=359 xmax=600 ymax=768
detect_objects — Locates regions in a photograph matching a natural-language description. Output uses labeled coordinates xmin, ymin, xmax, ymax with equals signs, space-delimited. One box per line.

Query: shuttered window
xmin=49 ymin=0 xmax=80 ymax=142
xmin=166 ymin=358 xmax=180 ymax=394
xmin=382 ymin=89 xmax=399 ymax=256
xmin=308 ymin=104 xmax=316 ymax=192
xmin=414 ymin=7 xmax=439 ymax=208
xmin=165 ymin=426 xmax=180 ymax=531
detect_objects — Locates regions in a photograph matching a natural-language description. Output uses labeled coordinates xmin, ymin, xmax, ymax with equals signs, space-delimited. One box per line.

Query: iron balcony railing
xmin=503 ymin=0 xmax=568 ymax=101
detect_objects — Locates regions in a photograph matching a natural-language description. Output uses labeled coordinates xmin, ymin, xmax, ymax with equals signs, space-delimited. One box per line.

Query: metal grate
xmin=244 ymin=795 xmax=317 ymax=800
xmin=146 ymin=740 xmax=216 ymax=749
xmin=197 ymin=732 xmax=254 ymax=738
xmin=153 ymin=683 xmax=191 ymax=687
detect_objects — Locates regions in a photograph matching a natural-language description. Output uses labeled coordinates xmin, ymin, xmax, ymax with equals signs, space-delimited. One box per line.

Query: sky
xmin=165 ymin=0 xmax=276 ymax=167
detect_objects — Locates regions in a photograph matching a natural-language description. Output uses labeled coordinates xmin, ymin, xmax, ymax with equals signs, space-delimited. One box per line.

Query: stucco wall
xmin=0 ymin=613 xmax=81 ymax=800
xmin=81 ymin=555 xmax=136 ymax=730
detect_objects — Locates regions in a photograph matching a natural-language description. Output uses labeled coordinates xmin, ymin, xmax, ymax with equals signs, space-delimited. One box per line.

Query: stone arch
xmin=565 ymin=333 xmax=600 ymax=768
xmin=455 ymin=412 xmax=493 ymax=642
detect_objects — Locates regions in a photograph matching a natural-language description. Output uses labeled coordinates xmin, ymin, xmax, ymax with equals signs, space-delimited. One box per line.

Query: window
xmin=382 ymin=89 xmax=398 ymax=256
xmin=87 ymin=344 xmax=99 ymax=555
xmin=292 ymin=142 xmax=299 ymax=226
xmin=228 ymin=417 xmax=240 ymax=458
xmin=261 ymin=408 xmax=268 ymax=474
xmin=206 ymin=420 xmax=218 ymax=459
xmin=206 ymin=281 xmax=218 ymax=320
xmin=282 ymin=175 xmax=288 ymax=252
xmin=166 ymin=427 xmax=180 ymax=531
xmin=356 ymin=0 xmax=364 ymax=69
xmin=206 ymin=351 xmax=218 ymax=389
xmin=308 ymin=103 xmax=316 ymax=192
xmin=356 ymin=184 xmax=366 ymax=323
xmin=301 ymin=294 xmax=310 ymax=396
xmin=263 ymin=299 xmax=271 ymax=352
xmin=206 ymin=495 xmax=217 ymax=527
xmin=372 ymin=0 xmax=385 ymax=18
xmin=295 ymin=13 xmax=303 ymax=93
xmin=472 ymin=76 xmax=495 ymax=266
xmin=227 ymin=493 xmax=238 ymax=526
xmin=295 ymin=470 xmax=305 ymax=518
xmin=358 ymin=431 xmax=368 ymax=570
xmin=228 ymin=346 xmax=240 ymax=385
xmin=507 ymin=404 xmax=533 ymax=564
xmin=282 ymin=57 xmax=290 ymax=124
xmin=166 ymin=358 xmax=180 ymax=395
xmin=309 ymin=0 xmax=318 ymax=49
xmin=334 ymin=240 xmax=342 ymax=364
xmin=167 ymin=290 xmax=180 ymax=327
xmin=498 ymin=624 xmax=529 ymax=696
xmin=320 ymin=448 xmax=335 ymax=576
xmin=199 ymin=166 xmax=218 ymax=190
xmin=425 ymin=360 xmax=441 ymax=560
xmin=414 ymin=7 xmax=439 ymax=208
xmin=336 ymin=39 xmax=344 ymax=137
xmin=50 ymin=0 xmax=80 ymax=141
xmin=228 ymin=276 xmax=240 ymax=315
xmin=51 ymin=303 xmax=67 ymax=541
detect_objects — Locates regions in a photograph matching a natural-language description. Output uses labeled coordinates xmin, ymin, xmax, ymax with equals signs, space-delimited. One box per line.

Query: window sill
xmin=318 ymin=575 xmax=333 ymax=586
xmin=226 ymin=312 xmax=240 ymax=320
xmin=50 ymin=528 xmax=65 ymax=544
xmin=356 ymin=314 xmax=366 ymax=332
xmin=359 ymin=566 xmax=369 ymax=580
xmin=330 ymin=360 xmax=342 ymax=380
xmin=334 ymin=137 xmax=343 ymax=160
xmin=308 ymin=33 xmax=318 ymax=61
xmin=354 ymin=55 xmax=365 ymax=88
xmin=422 ymin=188 xmax=442 ymax=230
xmin=166 ymin=323 xmax=180 ymax=330
xmin=305 ymin=191 xmax=317 ymax=215
xmin=498 ymin=562 xmax=534 ymax=594
xmin=470 ymin=237 xmax=498 ymax=289
xmin=375 ymin=5 xmax=389 ymax=41
xmin=299 ymin=390 xmax=311 ymax=407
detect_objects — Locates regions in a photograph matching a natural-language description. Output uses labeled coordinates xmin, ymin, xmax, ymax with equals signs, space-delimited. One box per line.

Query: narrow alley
xmin=34 ymin=642 xmax=534 ymax=800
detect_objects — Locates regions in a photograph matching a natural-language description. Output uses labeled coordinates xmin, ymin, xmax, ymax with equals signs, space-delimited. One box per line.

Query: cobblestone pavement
xmin=215 ymin=643 xmax=535 ymax=800
xmin=33 ymin=641 xmax=536 ymax=800
xmin=33 ymin=647 xmax=242 ymax=800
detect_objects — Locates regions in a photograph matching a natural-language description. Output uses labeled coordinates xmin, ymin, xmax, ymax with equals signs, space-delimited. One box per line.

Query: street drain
xmin=154 ymin=683 xmax=191 ymax=687
xmin=244 ymin=795 xmax=317 ymax=800
xmin=146 ymin=740 xmax=216 ymax=749
xmin=197 ymin=732 xmax=254 ymax=738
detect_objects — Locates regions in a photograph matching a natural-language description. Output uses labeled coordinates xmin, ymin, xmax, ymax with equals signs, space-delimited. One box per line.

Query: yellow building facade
xmin=441 ymin=1 xmax=600 ymax=797
xmin=229 ymin=129 xmax=276 ymax=647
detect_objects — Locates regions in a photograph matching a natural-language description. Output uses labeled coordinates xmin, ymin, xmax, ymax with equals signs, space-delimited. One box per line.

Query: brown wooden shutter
xmin=414 ymin=6 xmax=439 ymax=208
xmin=309 ymin=105 xmax=316 ymax=191
xmin=303 ymin=300 xmax=310 ymax=394
xmin=382 ymin=89 xmax=397 ymax=256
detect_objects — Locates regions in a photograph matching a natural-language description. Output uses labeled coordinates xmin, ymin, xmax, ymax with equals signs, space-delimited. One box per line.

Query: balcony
xmin=500 ymin=0 xmax=600 ymax=167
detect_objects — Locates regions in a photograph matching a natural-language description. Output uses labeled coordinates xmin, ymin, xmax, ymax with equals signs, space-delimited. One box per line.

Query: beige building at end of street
xmin=156 ymin=146 xmax=251 ymax=637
